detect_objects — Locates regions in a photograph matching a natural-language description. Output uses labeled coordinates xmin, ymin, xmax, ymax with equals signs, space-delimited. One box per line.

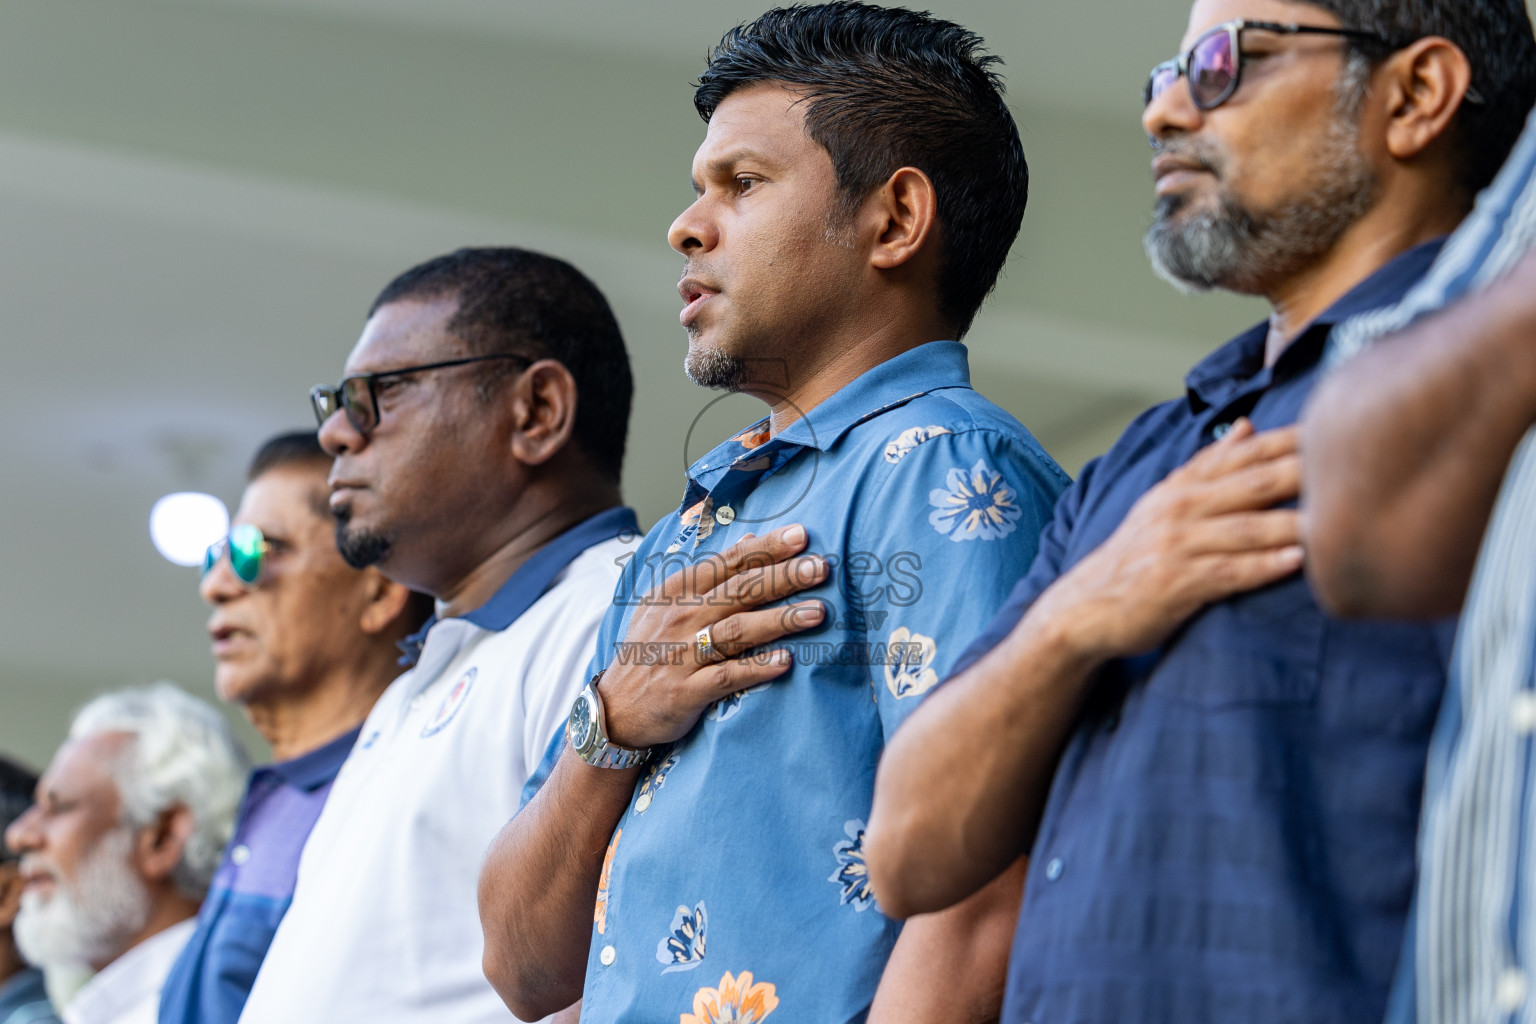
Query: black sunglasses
xmin=310 ymin=353 xmax=532 ymax=436
xmin=1146 ymin=20 xmax=1395 ymax=114
xmin=1145 ymin=18 xmax=1487 ymax=128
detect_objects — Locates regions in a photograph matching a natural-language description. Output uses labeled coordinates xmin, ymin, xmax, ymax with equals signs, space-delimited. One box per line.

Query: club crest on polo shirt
xmin=421 ymin=667 xmax=477 ymax=738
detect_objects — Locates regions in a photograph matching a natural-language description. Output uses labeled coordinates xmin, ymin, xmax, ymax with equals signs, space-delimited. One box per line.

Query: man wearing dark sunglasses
xmin=156 ymin=431 xmax=431 ymax=1024
xmin=237 ymin=248 xmax=637 ymax=1024
xmin=867 ymin=2 xmax=1536 ymax=1024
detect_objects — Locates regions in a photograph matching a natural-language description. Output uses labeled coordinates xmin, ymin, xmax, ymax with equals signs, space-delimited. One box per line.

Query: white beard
xmin=14 ymin=827 xmax=152 ymax=970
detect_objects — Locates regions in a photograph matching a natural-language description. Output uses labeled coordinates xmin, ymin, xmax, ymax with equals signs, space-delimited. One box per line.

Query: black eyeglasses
xmin=1146 ymin=20 xmax=1400 ymax=115
xmin=310 ymin=354 xmax=532 ymax=436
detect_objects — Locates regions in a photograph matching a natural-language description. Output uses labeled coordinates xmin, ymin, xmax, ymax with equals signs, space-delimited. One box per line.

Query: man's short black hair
xmin=368 ymin=248 xmax=633 ymax=484
xmin=0 ymin=756 xmax=37 ymax=859
xmin=1307 ymin=0 xmax=1536 ymax=197
xmin=694 ymin=1 xmax=1028 ymax=338
xmin=247 ymin=430 xmax=333 ymax=521
xmin=248 ymin=430 xmax=328 ymax=482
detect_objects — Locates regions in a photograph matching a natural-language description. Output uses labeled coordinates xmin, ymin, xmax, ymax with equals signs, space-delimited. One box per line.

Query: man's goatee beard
xmin=685 ymin=343 xmax=750 ymax=391
xmin=334 ymin=515 xmax=392 ymax=569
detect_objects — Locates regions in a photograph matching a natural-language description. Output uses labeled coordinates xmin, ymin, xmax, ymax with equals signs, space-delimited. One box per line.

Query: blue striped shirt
xmin=1329 ymin=106 xmax=1536 ymax=1024
xmin=0 ymin=969 xmax=58 ymax=1024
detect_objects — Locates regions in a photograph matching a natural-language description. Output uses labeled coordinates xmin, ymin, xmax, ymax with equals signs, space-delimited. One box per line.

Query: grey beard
xmin=684 ymin=345 xmax=749 ymax=391
xmin=15 ymin=827 xmax=151 ymax=970
xmin=334 ymin=515 xmax=391 ymax=569
xmin=1144 ymin=118 xmax=1378 ymax=295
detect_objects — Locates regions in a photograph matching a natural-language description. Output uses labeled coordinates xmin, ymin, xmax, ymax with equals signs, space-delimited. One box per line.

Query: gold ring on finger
xmin=696 ymin=625 xmax=721 ymax=664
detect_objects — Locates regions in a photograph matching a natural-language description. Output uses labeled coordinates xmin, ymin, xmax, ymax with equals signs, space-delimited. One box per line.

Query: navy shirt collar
xmin=688 ymin=341 xmax=971 ymax=477
xmin=397 ymin=506 xmax=639 ymax=666
xmin=265 ymin=725 xmax=360 ymax=791
xmin=1184 ymin=237 xmax=1447 ymax=411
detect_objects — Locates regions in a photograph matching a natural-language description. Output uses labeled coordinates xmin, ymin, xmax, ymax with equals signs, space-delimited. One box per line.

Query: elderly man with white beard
xmin=0 ymin=756 xmax=58 ymax=1024
xmin=5 ymin=685 xmax=246 ymax=1024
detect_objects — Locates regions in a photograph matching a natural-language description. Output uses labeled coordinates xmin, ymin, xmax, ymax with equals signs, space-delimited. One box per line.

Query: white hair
xmin=69 ymin=682 xmax=249 ymax=900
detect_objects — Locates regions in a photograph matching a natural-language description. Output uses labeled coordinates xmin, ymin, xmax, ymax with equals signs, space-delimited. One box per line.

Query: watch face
xmin=568 ymin=691 xmax=596 ymax=751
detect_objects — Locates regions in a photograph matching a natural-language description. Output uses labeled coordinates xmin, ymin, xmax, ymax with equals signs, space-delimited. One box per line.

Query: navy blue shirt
xmin=955 ymin=241 xmax=1459 ymax=1024
xmin=158 ymin=728 xmax=357 ymax=1024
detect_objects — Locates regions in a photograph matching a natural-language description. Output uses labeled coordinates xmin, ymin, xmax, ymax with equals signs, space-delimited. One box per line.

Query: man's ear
xmin=358 ymin=571 xmax=417 ymax=636
xmin=0 ymin=861 xmax=23 ymax=929
xmin=1375 ymin=37 xmax=1476 ymax=162
xmin=865 ymin=167 xmax=939 ymax=272
xmin=134 ymin=806 xmax=194 ymax=887
xmin=507 ymin=360 xmax=579 ymax=468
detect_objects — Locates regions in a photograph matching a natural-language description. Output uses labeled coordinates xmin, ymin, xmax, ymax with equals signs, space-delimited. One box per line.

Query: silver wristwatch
xmin=568 ymin=673 xmax=651 ymax=769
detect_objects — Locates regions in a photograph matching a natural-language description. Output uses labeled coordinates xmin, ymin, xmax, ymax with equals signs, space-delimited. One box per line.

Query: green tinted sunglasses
xmin=202 ymin=524 xmax=271 ymax=586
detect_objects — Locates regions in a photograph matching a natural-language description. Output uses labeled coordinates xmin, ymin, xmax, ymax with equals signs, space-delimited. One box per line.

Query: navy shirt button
xmin=1045 ymin=857 xmax=1063 ymax=881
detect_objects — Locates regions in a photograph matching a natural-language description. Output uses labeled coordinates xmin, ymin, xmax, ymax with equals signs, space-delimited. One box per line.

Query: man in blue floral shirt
xmin=478 ymin=5 xmax=1067 ymax=1022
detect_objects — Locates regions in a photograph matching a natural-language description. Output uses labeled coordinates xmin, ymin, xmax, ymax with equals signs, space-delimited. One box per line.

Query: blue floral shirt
xmin=525 ymin=340 xmax=1068 ymax=1024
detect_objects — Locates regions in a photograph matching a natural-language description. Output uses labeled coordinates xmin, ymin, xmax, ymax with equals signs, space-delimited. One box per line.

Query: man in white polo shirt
xmin=237 ymin=248 xmax=638 ymax=1024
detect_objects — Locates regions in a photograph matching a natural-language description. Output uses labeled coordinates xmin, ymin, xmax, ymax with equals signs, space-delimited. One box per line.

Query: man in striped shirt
xmin=1303 ymin=108 xmax=1536 ymax=1022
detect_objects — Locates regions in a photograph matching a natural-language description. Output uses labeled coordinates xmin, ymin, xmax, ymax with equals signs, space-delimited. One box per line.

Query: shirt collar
xmin=1184 ymin=237 xmax=1447 ymax=409
xmin=68 ymin=919 xmax=195 ymax=1024
xmin=397 ymin=506 xmax=639 ymax=666
xmin=688 ymin=340 xmax=972 ymax=477
xmin=264 ymin=726 xmax=360 ymax=791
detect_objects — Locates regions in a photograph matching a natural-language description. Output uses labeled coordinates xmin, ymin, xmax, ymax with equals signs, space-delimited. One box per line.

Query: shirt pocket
xmin=1144 ymin=578 xmax=1324 ymax=709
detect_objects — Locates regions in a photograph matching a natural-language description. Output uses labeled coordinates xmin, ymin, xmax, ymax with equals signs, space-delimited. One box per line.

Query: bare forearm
xmin=1305 ymin=256 xmax=1536 ymax=617
xmin=867 ymin=858 xmax=1027 ymax=1024
xmin=478 ymin=750 xmax=636 ymax=1019
xmin=867 ymin=614 xmax=1097 ymax=919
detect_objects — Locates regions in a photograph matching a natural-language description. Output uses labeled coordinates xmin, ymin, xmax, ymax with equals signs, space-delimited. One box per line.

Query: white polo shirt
xmin=238 ymin=510 xmax=637 ymax=1024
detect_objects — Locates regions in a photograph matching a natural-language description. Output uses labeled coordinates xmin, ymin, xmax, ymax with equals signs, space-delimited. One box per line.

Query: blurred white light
xmin=149 ymin=492 xmax=229 ymax=567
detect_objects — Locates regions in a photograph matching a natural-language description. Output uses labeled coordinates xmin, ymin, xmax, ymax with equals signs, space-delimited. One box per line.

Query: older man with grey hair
xmin=4 ymin=684 xmax=247 ymax=1024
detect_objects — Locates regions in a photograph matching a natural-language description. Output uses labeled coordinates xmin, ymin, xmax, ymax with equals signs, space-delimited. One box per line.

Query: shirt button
xmin=409 ymin=694 xmax=425 ymax=712
xmin=1212 ymin=422 xmax=1232 ymax=440
xmin=1045 ymin=858 xmax=1064 ymax=881
xmin=230 ymin=845 xmax=251 ymax=866
xmin=1513 ymin=692 xmax=1536 ymax=735
xmin=1498 ymin=968 xmax=1528 ymax=1012
xmin=635 ymin=793 xmax=652 ymax=813
xmin=599 ymin=945 xmax=617 ymax=967
xmin=714 ymin=505 xmax=736 ymax=526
